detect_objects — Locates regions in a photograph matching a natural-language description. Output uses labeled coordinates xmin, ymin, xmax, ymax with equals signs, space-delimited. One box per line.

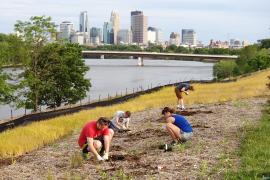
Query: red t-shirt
xmin=78 ymin=120 xmax=110 ymax=148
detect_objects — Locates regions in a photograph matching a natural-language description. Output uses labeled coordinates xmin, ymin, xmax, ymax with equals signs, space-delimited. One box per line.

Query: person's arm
xmin=114 ymin=116 xmax=123 ymax=128
xmin=122 ymin=118 xmax=130 ymax=129
xmin=87 ymin=137 xmax=102 ymax=160
xmin=166 ymin=117 xmax=175 ymax=124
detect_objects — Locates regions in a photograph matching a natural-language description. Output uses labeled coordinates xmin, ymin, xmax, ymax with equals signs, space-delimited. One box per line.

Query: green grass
xmin=225 ymin=103 xmax=270 ymax=179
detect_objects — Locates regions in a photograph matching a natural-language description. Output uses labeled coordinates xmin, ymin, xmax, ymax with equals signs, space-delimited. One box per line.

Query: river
xmin=0 ymin=58 xmax=214 ymax=120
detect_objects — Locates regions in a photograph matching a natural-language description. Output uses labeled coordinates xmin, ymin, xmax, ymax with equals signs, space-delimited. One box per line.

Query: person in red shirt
xmin=78 ymin=117 xmax=114 ymax=161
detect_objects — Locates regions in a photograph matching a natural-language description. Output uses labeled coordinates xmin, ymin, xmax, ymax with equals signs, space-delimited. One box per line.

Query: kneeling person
xmin=78 ymin=117 xmax=114 ymax=161
xmin=162 ymin=107 xmax=193 ymax=145
xmin=109 ymin=110 xmax=131 ymax=131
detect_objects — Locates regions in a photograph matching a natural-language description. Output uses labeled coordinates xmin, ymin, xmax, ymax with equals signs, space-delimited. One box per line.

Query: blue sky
xmin=1 ymin=0 xmax=269 ymax=44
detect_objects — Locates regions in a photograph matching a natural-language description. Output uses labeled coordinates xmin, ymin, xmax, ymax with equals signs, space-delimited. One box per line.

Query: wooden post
xmin=133 ymin=88 xmax=134 ymax=93
xmin=88 ymin=95 xmax=90 ymax=103
xmin=11 ymin=109 xmax=13 ymax=119
xmin=108 ymin=93 xmax=110 ymax=100
xmin=99 ymin=94 xmax=101 ymax=102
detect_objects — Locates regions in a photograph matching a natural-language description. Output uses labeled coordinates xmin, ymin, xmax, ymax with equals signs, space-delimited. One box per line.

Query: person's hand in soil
xmin=96 ymin=154 xmax=104 ymax=161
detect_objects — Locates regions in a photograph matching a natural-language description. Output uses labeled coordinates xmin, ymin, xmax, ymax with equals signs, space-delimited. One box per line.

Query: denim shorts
xmin=182 ymin=132 xmax=193 ymax=140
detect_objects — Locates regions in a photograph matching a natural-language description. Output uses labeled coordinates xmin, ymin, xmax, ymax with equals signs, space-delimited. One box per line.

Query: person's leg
xmin=180 ymin=97 xmax=185 ymax=109
xmin=108 ymin=128 xmax=114 ymax=141
xmin=93 ymin=140 xmax=102 ymax=151
xmin=175 ymin=88 xmax=181 ymax=108
xmin=166 ymin=123 xmax=181 ymax=141
xmin=103 ymin=135 xmax=110 ymax=154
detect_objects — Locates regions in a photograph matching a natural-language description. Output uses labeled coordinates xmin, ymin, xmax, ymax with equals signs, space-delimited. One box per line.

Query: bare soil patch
xmin=0 ymin=98 xmax=267 ymax=179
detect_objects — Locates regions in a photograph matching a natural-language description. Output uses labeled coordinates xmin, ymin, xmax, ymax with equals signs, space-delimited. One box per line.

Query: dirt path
xmin=0 ymin=98 xmax=267 ymax=179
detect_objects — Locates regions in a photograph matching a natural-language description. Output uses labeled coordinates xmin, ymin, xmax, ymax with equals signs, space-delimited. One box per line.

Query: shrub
xmin=213 ymin=60 xmax=237 ymax=79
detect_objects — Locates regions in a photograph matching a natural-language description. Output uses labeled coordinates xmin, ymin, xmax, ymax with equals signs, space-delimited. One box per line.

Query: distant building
xmin=182 ymin=29 xmax=197 ymax=46
xmin=118 ymin=29 xmax=132 ymax=44
xmin=156 ymin=29 xmax=163 ymax=44
xmin=103 ymin=22 xmax=114 ymax=44
xmin=90 ymin=27 xmax=102 ymax=45
xmin=230 ymin=39 xmax=242 ymax=49
xmin=242 ymin=40 xmax=249 ymax=47
xmin=110 ymin=11 xmax=120 ymax=44
xmin=79 ymin=11 xmax=90 ymax=44
xmin=131 ymin=11 xmax=148 ymax=45
xmin=59 ymin=21 xmax=74 ymax=41
xmin=209 ymin=39 xmax=229 ymax=48
xmin=70 ymin=32 xmax=84 ymax=45
xmin=169 ymin=32 xmax=181 ymax=46
xmin=147 ymin=27 xmax=157 ymax=44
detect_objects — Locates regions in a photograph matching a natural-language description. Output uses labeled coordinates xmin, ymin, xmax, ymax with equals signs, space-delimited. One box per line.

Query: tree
xmin=14 ymin=16 xmax=57 ymax=111
xmin=213 ymin=60 xmax=237 ymax=79
xmin=0 ymin=63 xmax=13 ymax=104
xmin=260 ymin=39 xmax=270 ymax=49
xmin=0 ymin=33 xmax=28 ymax=65
xmin=36 ymin=43 xmax=90 ymax=108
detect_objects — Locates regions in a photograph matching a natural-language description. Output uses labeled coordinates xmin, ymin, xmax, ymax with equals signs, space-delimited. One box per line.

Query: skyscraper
xmin=169 ymin=32 xmax=181 ymax=46
xmin=182 ymin=29 xmax=197 ymax=46
xmin=147 ymin=27 xmax=163 ymax=44
xmin=59 ymin=21 xmax=74 ymax=41
xmin=110 ymin=11 xmax=120 ymax=44
xmin=79 ymin=11 xmax=90 ymax=44
xmin=103 ymin=22 xmax=114 ymax=44
xmin=118 ymin=29 xmax=132 ymax=44
xmin=90 ymin=27 xmax=102 ymax=45
xmin=131 ymin=11 xmax=148 ymax=45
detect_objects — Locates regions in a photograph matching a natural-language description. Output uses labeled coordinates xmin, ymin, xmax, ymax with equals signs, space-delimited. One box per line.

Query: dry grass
xmin=0 ymin=69 xmax=269 ymax=158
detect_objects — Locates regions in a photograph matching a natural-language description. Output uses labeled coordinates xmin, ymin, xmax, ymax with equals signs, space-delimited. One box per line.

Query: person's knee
xmin=166 ymin=123 xmax=173 ymax=130
xmin=93 ymin=140 xmax=102 ymax=150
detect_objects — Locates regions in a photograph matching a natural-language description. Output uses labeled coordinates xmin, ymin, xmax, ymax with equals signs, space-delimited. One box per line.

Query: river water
xmin=0 ymin=59 xmax=214 ymax=120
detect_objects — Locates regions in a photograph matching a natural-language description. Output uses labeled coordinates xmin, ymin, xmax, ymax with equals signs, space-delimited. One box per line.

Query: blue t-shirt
xmin=177 ymin=83 xmax=190 ymax=91
xmin=172 ymin=114 xmax=193 ymax=133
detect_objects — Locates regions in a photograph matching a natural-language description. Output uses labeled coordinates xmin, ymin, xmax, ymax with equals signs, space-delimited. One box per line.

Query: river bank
xmin=0 ymin=97 xmax=267 ymax=179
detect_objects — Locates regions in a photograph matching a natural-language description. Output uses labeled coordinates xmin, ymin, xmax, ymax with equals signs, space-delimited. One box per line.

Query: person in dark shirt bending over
xmin=175 ymin=82 xmax=194 ymax=110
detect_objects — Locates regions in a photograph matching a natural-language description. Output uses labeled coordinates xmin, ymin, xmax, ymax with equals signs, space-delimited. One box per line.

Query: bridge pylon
xmin=137 ymin=57 xmax=144 ymax=66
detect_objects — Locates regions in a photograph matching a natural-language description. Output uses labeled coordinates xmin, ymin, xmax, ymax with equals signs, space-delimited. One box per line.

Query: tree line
xmin=0 ymin=16 xmax=90 ymax=112
xmin=213 ymin=40 xmax=270 ymax=79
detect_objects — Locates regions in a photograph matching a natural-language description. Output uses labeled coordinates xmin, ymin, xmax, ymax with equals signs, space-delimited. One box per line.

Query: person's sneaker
xmin=180 ymin=106 xmax=185 ymax=111
xmin=178 ymin=139 xmax=187 ymax=144
xmin=176 ymin=105 xmax=181 ymax=109
xmin=170 ymin=140 xmax=178 ymax=146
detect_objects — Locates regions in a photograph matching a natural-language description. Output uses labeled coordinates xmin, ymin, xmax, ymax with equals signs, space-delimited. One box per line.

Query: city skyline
xmin=1 ymin=0 xmax=269 ymax=43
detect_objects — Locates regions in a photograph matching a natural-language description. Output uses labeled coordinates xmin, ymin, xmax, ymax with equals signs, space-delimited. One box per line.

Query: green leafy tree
xmin=213 ymin=60 xmax=237 ymax=79
xmin=36 ymin=43 xmax=90 ymax=108
xmin=14 ymin=16 xmax=57 ymax=111
xmin=260 ymin=39 xmax=270 ymax=49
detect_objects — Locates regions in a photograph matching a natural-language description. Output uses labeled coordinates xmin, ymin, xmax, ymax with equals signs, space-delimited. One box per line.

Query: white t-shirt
xmin=111 ymin=111 xmax=130 ymax=129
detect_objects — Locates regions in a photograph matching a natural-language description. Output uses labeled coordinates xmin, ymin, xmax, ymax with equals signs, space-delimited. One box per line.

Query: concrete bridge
xmin=82 ymin=50 xmax=239 ymax=66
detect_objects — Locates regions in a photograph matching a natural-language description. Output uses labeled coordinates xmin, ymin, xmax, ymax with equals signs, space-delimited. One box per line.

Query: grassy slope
xmin=0 ymin=69 xmax=269 ymax=158
xmin=225 ymin=103 xmax=270 ymax=179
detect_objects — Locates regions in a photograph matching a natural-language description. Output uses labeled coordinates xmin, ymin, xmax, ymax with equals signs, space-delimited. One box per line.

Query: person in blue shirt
xmin=162 ymin=107 xmax=193 ymax=145
xmin=175 ymin=83 xmax=194 ymax=110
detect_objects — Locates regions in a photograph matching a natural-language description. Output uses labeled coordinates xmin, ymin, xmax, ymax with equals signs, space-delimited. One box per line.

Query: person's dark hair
xmin=97 ymin=117 xmax=110 ymax=126
xmin=161 ymin=107 xmax=175 ymax=115
xmin=190 ymin=85 xmax=194 ymax=91
xmin=125 ymin=111 xmax=131 ymax=118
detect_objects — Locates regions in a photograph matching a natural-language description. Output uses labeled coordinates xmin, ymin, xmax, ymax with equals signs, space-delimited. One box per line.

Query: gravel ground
xmin=0 ymin=98 xmax=267 ymax=180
